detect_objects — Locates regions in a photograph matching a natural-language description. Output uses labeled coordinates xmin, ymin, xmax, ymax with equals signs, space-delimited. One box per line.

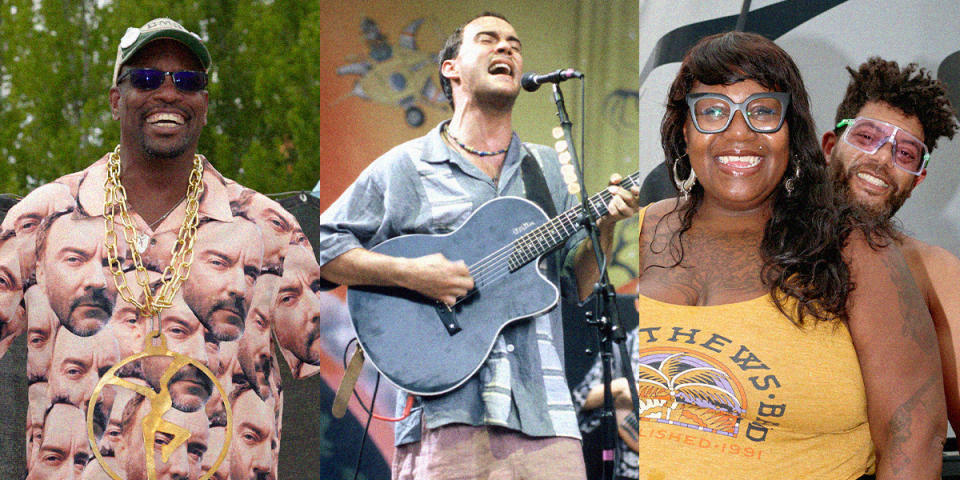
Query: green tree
xmin=0 ymin=0 xmax=329 ymax=196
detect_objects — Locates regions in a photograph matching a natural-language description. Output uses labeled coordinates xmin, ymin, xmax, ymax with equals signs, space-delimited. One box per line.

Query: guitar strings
xmin=452 ymin=209 xmax=583 ymax=304
xmin=453 ymin=200 xmax=599 ymax=306
xmin=459 ymin=174 xmax=638 ymax=293
xmin=468 ymin=195 xmax=597 ymax=283
xmin=471 ymin=179 xmax=619 ymax=278
xmin=451 ymin=172 xmax=640 ymax=307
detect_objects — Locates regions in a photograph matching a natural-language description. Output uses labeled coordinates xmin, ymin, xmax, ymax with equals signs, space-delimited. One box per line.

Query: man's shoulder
xmin=28 ymin=156 xmax=107 ymax=199
xmin=4 ymin=154 xmax=121 ymax=226
xmin=353 ymin=132 xmax=437 ymax=185
xmin=2 ymin=180 xmax=80 ymax=231
xmin=900 ymin=235 xmax=960 ymax=277
xmin=375 ymin=131 xmax=436 ymax=165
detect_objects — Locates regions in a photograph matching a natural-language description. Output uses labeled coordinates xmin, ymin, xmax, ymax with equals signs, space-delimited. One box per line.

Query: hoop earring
xmin=784 ymin=161 xmax=801 ymax=196
xmin=673 ymin=154 xmax=696 ymax=200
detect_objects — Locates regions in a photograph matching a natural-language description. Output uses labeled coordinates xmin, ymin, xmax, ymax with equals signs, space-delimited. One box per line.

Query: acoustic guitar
xmin=347 ymin=171 xmax=641 ymax=395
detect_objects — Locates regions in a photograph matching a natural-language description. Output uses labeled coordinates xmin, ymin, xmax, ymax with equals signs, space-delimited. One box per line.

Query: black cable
xmin=351 ymin=371 xmax=380 ymax=480
xmin=581 ymin=77 xmax=586 ymax=193
xmin=341 ymin=337 xmax=383 ymax=480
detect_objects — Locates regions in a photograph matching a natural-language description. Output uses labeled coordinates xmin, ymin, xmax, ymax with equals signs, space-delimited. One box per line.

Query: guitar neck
xmin=508 ymin=170 xmax=641 ymax=271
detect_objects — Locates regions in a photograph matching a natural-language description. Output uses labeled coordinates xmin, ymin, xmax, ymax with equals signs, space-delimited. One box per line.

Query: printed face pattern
xmin=1 ymin=156 xmax=347 ymax=479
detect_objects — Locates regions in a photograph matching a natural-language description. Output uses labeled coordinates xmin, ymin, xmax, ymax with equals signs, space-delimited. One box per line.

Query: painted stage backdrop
xmin=637 ymin=0 xmax=960 ymax=257
xmin=0 ymin=1 xmax=639 ymax=478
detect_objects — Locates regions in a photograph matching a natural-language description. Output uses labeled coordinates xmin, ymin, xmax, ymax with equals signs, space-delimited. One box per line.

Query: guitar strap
xmin=520 ymin=148 xmax=557 ymax=218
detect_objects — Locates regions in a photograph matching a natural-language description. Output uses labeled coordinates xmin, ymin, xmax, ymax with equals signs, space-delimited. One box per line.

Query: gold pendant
xmin=87 ymin=331 xmax=232 ymax=480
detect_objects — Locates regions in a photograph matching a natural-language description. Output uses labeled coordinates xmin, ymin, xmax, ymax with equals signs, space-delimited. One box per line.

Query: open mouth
xmin=855 ymin=171 xmax=890 ymax=190
xmin=488 ymin=61 xmax=513 ymax=77
xmin=146 ymin=111 xmax=186 ymax=128
xmin=717 ymin=155 xmax=762 ymax=169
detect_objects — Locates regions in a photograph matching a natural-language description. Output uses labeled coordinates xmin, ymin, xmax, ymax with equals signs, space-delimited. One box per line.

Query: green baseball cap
xmin=112 ymin=18 xmax=211 ymax=87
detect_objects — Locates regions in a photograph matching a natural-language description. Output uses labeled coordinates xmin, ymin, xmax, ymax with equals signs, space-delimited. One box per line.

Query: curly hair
xmin=437 ymin=11 xmax=509 ymax=110
xmin=659 ymin=31 xmax=852 ymax=324
xmin=834 ymin=57 xmax=958 ymax=152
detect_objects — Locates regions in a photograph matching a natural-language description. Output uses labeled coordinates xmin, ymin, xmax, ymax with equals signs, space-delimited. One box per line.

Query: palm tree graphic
xmin=637 ymin=352 xmax=744 ymax=434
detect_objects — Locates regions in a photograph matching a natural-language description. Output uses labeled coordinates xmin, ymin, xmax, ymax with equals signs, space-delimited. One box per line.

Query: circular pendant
xmin=87 ymin=332 xmax=232 ymax=480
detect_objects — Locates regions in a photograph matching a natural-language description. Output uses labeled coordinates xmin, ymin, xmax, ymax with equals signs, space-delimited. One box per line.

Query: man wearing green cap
xmin=109 ymin=17 xmax=211 ymax=224
xmin=1 ymin=17 xmax=332 ymax=479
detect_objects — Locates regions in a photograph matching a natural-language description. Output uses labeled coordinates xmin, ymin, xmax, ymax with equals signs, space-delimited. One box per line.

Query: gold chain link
xmin=103 ymin=145 xmax=204 ymax=318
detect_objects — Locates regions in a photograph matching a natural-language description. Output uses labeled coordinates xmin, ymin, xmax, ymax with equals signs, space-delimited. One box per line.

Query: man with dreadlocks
xmin=821 ymin=56 xmax=960 ymax=429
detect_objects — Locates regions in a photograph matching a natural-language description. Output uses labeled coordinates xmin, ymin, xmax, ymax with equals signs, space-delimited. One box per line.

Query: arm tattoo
xmin=886 ymin=374 xmax=940 ymax=474
xmin=884 ymin=253 xmax=937 ymax=350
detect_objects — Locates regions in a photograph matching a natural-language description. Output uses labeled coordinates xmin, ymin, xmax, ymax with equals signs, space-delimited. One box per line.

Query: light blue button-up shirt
xmin=312 ymin=121 xmax=586 ymax=445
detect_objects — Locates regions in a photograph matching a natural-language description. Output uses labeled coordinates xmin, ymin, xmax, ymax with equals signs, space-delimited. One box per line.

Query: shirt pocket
xmin=417 ymin=168 xmax=474 ymax=232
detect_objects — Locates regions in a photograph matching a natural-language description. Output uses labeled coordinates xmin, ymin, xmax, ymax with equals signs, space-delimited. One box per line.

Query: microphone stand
xmin=550 ymin=83 xmax=640 ymax=480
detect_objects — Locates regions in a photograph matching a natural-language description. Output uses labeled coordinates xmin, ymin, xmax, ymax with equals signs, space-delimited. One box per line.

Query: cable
xmin=581 ymin=77 xmax=586 ymax=193
xmin=341 ymin=338 xmax=415 ymax=421
xmin=341 ymin=339 xmax=414 ymax=480
xmin=264 ymin=189 xmax=308 ymax=199
xmin=351 ymin=372 xmax=379 ymax=480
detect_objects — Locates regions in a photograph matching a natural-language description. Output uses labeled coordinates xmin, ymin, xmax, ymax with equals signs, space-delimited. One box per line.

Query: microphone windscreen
xmin=520 ymin=72 xmax=540 ymax=92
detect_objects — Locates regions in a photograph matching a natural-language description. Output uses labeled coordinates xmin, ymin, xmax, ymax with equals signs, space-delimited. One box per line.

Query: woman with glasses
xmin=634 ymin=32 xmax=945 ymax=478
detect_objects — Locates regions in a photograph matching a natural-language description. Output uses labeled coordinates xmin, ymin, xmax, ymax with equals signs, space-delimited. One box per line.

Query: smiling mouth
xmin=146 ymin=112 xmax=186 ymax=127
xmin=856 ymin=171 xmax=890 ymax=189
xmin=717 ymin=155 xmax=762 ymax=168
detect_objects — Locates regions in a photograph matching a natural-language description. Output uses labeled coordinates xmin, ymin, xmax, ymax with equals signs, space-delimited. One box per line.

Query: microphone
xmin=521 ymin=68 xmax=583 ymax=92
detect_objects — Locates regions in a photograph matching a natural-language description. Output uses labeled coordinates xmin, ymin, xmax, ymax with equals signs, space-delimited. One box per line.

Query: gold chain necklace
xmin=92 ymin=145 xmax=232 ymax=480
xmin=103 ymin=144 xmax=204 ymax=318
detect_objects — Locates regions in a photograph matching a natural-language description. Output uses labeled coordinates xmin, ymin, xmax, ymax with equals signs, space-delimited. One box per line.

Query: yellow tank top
xmin=635 ymin=207 xmax=875 ymax=480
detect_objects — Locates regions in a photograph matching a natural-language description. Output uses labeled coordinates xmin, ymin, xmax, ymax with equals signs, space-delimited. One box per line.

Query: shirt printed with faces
xmin=0 ymin=154 xmax=340 ymax=480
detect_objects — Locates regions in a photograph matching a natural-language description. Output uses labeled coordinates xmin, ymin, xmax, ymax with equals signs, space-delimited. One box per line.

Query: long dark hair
xmin=659 ymin=31 xmax=850 ymax=324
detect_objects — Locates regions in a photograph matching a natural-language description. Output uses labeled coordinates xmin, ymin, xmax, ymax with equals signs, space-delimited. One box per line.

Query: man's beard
xmin=64 ymin=287 xmax=114 ymax=337
xmin=239 ymin=352 xmax=272 ymax=400
xmin=195 ymin=294 xmax=247 ymax=342
xmin=169 ymin=365 xmax=213 ymax=413
xmin=135 ymin=123 xmax=196 ymax=160
xmin=302 ymin=320 xmax=328 ymax=366
xmin=829 ymin=157 xmax=911 ymax=220
xmin=474 ymin=86 xmax=518 ymax=113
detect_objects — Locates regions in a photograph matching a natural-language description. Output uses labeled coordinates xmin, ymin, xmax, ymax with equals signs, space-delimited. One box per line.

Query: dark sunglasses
xmin=117 ymin=69 xmax=208 ymax=92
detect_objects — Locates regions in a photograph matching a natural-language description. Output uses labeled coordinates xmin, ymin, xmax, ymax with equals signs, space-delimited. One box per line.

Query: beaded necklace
xmin=442 ymin=124 xmax=508 ymax=157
